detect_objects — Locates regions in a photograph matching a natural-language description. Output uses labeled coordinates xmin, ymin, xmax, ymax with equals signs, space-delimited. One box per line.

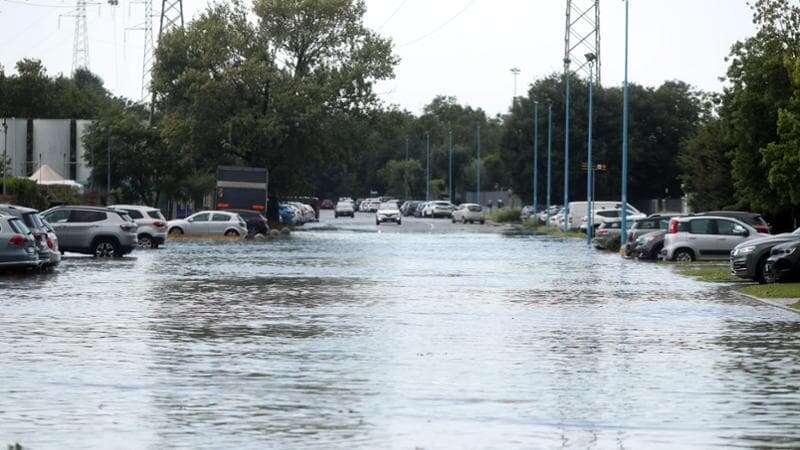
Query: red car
xmin=320 ymin=199 xmax=334 ymax=209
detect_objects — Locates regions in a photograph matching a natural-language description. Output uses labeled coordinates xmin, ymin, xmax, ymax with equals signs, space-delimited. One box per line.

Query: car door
xmin=187 ymin=213 xmax=210 ymax=235
xmin=715 ymin=219 xmax=751 ymax=255
xmin=687 ymin=218 xmax=717 ymax=258
xmin=42 ymin=209 xmax=74 ymax=248
xmin=211 ymin=213 xmax=231 ymax=234
xmin=68 ymin=210 xmax=107 ymax=249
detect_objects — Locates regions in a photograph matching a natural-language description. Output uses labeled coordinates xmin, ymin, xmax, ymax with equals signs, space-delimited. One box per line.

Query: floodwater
xmin=2 ymin=216 xmax=800 ymax=449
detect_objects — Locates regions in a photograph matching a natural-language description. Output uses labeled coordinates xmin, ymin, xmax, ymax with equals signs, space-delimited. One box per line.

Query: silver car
xmin=662 ymin=215 xmax=766 ymax=262
xmin=0 ymin=204 xmax=61 ymax=268
xmin=452 ymin=203 xmax=485 ymax=224
xmin=41 ymin=206 xmax=139 ymax=257
xmin=111 ymin=204 xmax=168 ymax=249
xmin=0 ymin=213 xmax=40 ymax=270
xmin=167 ymin=210 xmax=248 ymax=237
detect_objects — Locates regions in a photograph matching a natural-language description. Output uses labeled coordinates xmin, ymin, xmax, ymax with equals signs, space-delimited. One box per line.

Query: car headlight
xmin=734 ymin=245 xmax=756 ymax=256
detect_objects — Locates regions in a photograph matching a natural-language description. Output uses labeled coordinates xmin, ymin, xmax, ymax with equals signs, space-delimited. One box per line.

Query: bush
xmin=487 ymin=207 xmax=521 ymax=223
xmin=1 ymin=177 xmax=48 ymax=209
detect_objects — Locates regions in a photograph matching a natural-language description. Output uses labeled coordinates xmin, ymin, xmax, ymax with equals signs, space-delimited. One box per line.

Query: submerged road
xmin=1 ymin=212 xmax=799 ymax=449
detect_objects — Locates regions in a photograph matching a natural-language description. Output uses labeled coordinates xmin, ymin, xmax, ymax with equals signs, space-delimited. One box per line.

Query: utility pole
xmin=620 ymin=0 xmax=631 ymax=252
xmin=546 ymin=103 xmax=553 ymax=221
xmin=106 ymin=125 xmax=112 ymax=204
xmin=563 ymin=65 xmax=571 ymax=231
xmin=586 ymin=54 xmax=596 ymax=245
xmin=476 ymin=123 xmax=481 ymax=206
xmin=448 ymin=128 xmax=453 ymax=201
xmin=425 ymin=132 xmax=430 ymax=201
xmin=533 ymin=100 xmax=539 ymax=213
xmin=404 ymin=137 xmax=409 ymax=199
xmin=2 ymin=118 xmax=7 ymax=196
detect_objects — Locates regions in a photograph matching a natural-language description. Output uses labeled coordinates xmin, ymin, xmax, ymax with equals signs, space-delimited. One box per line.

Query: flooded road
xmin=2 ymin=212 xmax=800 ymax=449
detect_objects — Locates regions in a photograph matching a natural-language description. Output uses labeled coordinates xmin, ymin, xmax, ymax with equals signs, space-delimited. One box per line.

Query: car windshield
xmin=147 ymin=210 xmax=165 ymax=220
xmin=597 ymin=210 xmax=619 ymax=218
xmin=380 ymin=202 xmax=397 ymax=209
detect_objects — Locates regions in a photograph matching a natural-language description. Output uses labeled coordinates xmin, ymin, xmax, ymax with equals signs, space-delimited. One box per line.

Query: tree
xmin=678 ymin=119 xmax=734 ymax=211
xmin=378 ymin=159 xmax=422 ymax=198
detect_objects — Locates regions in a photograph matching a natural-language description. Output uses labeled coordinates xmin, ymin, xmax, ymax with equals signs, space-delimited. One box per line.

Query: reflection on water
xmin=1 ymin=231 xmax=800 ymax=449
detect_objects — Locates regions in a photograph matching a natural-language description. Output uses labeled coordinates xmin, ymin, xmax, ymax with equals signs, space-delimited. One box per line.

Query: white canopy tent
xmin=29 ymin=165 xmax=84 ymax=191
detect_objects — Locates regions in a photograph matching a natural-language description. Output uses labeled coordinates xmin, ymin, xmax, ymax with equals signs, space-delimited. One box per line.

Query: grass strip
xmin=673 ymin=264 xmax=738 ymax=283
xmin=737 ymin=283 xmax=800 ymax=299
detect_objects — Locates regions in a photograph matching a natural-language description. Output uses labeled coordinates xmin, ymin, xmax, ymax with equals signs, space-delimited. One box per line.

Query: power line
xmin=378 ymin=0 xmax=409 ymax=31
xmin=0 ymin=0 xmax=94 ymax=8
xmin=398 ymin=0 xmax=476 ymax=47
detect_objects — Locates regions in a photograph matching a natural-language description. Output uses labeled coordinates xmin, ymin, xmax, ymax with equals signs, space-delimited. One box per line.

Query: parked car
xmin=41 ymin=205 xmax=139 ymax=257
xmin=549 ymin=207 xmax=566 ymax=228
xmin=622 ymin=214 xmax=678 ymax=256
xmin=452 ymin=203 xmax=485 ymax=224
xmin=111 ymin=204 xmax=168 ymax=249
xmin=662 ymin=216 xmax=765 ymax=262
xmin=226 ymin=209 xmax=269 ymax=237
xmin=414 ymin=202 xmax=428 ymax=218
xmin=167 ymin=210 xmax=247 ymax=237
xmin=579 ymin=207 xmax=647 ymax=233
xmin=730 ymin=228 xmax=800 ymax=283
xmin=764 ymin=240 xmax=800 ymax=283
xmin=400 ymin=201 xmax=420 ymax=217
xmin=376 ymin=202 xmax=402 ymax=225
xmin=0 ymin=204 xmax=60 ymax=268
xmin=334 ymin=200 xmax=355 ymax=218
xmin=320 ymin=199 xmax=334 ymax=209
xmin=422 ymin=201 xmax=456 ymax=218
xmin=592 ymin=219 xmax=624 ymax=251
xmin=569 ymin=201 xmax=642 ymax=231
xmin=631 ymin=230 xmax=668 ymax=260
xmin=366 ymin=199 xmax=381 ymax=212
xmin=537 ymin=205 xmax=561 ymax=224
xmin=0 ymin=213 xmax=40 ymax=270
xmin=279 ymin=204 xmax=299 ymax=225
xmin=692 ymin=211 xmax=771 ymax=234
xmin=521 ymin=205 xmax=536 ymax=221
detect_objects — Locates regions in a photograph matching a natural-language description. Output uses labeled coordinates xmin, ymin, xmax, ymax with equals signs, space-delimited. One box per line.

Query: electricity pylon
xmin=149 ymin=0 xmax=183 ymax=121
xmin=564 ymin=0 xmax=601 ymax=84
xmin=66 ymin=0 xmax=90 ymax=72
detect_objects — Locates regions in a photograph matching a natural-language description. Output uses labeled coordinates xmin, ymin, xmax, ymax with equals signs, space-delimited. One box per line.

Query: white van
xmin=566 ymin=201 xmax=642 ymax=231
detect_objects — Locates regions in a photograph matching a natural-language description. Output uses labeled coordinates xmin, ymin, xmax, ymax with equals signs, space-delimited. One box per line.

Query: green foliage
xmin=678 ymin=119 xmax=734 ymax=211
xmin=487 ymin=207 xmax=521 ymax=223
xmin=378 ymin=159 xmax=422 ymax=199
xmin=0 ymin=177 xmax=47 ymax=210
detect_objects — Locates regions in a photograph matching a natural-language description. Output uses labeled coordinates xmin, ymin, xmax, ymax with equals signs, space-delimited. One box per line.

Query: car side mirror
xmin=187 ymin=218 xmax=194 ymax=223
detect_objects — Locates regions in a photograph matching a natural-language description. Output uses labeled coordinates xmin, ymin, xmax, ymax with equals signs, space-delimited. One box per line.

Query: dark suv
xmin=227 ymin=209 xmax=269 ymax=236
xmin=41 ymin=206 xmax=138 ymax=257
xmin=730 ymin=229 xmax=800 ymax=283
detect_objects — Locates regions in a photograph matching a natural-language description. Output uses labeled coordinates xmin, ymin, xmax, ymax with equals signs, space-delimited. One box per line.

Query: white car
xmin=422 ymin=201 xmax=456 ymax=218
xmin=334 ymin=201 xmax=355 ymax=218
xmin=376 ymin=202 xmax=401 ymax=225
xmin=111 ymin=204 xmax=168 ymax=249
xmin=579 ymin=208 xmax=647 ymax=233
xmin=167 ymin=210 xmax=248 ymax=237
xmin=289 ymin=202 xmax=317 ymax=223
xmin=452 ymin=203 xmax=485 ymax=224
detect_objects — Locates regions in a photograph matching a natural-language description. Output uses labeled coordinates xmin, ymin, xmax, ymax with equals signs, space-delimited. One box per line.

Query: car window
xmin=124 ymin=209 xmax=144 ymax=219
xmin=69 ymin=210 xmax=107 ymax=223
xmin=716 ymin=220 xmax=742 ymax=236
xmin=191 ymin=213 xmax=210 ymax=222
xmin=147 ymin=210 xmax=165 ymax=220
xmin=212 ymin=213 xmax=231 ymax=222
xmin=597 ymin=210 xmax=619 ymax=218
xmin=8 ymin=218 xmax=31 ymax=234
xmin=44 ymin=209 xmax=70 ymax=223
xmin=689 ymin=218 xmax=715 ymax=235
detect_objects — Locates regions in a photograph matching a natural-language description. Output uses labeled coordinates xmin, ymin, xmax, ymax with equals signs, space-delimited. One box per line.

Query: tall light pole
xmin=620 ymin=0 xmax=631 ymax=252
xmin=546 ymin=103 xmax=553 ymax=222
xmin=106 ymin=124 xmax=112 ymax=204
xmin=2 ymin=118 xmax=8 ymax=196
xmin=448 ymin=128 xmax=453 ymax=201
xmin=563 ymin=59 xmax=571 ymax=231
xmin=532 ymin=100 xmax=539 ymax=213
xmin=426 ymin=132 xmax=431 ymax=201
xmin=404 ymin=137 xmax=409 ymax=199
xmin=585 ymin=53 xmax=596 ymax=245
xmin=476 ymin=123 xmax=481 ymax=205
xmin=510 ymin=67 xmax=521 ymax=100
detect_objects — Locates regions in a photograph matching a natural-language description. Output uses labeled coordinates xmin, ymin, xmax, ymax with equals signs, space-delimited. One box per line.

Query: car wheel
xmin=673 ymin=249 xmax=694 ymax=262
xmin=756 ymin=257 xmax=769 ymax=284
xmin=376 ymin=220 xmax=380 ymax=226
xmin=480 ymin=220 xmax=485 ymax=225
xmin=225 ymin=230 xmax=240 ymax=237
xmin=138 ymin=234 xmax=154 ymax=249
xmin=334 ymin=213 xmax=338 ymax=218
xmin=169 ymin=227 xmax=184 ymax=236
xmin=92 ymin=239 xmax=119 ymax=258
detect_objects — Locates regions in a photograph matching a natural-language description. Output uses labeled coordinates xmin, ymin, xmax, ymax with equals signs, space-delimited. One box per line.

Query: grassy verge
xmin=486 ymin=207 xmax=521 ymax=223
xmin=672 ymin=264 xmax=738 ymax=283
xmin=509 ymin=221 xmax=584 ymax=239
xmin=737 ymin=283 xmax=800 ymax=299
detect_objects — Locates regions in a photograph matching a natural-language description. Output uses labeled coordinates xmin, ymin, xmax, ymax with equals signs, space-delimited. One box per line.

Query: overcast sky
xmin=0 ymin=0 xmax=755 ymax=116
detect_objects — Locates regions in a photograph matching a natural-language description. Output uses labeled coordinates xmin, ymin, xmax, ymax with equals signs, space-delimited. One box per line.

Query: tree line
xmin=1 ymin=0 xmax=798 ymax=228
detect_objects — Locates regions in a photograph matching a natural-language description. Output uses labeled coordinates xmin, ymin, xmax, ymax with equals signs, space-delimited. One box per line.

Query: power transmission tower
xmin=65 ymin=0 xmax=90 ymax=72
xmin=150 ymin=0 xmax=183 ymax=121
xmin=564 ymin=0 xmax=601 ymax=84
xmin=127 ymin=0 xmax=155 ymax=103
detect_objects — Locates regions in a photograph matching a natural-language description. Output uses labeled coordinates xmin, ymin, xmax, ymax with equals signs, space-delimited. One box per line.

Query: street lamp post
xmin=620 ymin=0 xmax=631 ymax=252
xmin=563 ymin=58 xmax=571 ymax=231
xmin=476 ymin=123 xmax=481 ymax=205
xmin=426 ymin=132 xmax=431 ymax=201
xmin=585 ymin=53 xmax=597 ymax=245
xmin=448 ymin=129 xmax=453 ymax=201
xmin=2 ymin=118 xmax=8 ymax=197
xmin=510 ymin=67 xmax=521 ymax=99
xmin=405 ymin=137 xmax=409 ymax=199
xmin=532 ymin=100 xmax=539 ymax=214
xmin=546 ymin=103 xmax=553 ymax=222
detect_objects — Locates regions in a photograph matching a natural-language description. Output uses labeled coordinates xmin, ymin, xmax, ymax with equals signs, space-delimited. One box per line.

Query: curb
xmin=731 ymin=290 xmax=800 ymax=314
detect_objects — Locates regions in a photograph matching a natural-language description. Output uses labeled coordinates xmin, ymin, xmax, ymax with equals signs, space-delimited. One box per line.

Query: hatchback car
xmin=225 ymin=209 xmax=269 ymax=236
xmin=111 ymin=204 xmax=168 ymax=249
xmin=692 ymin=211 xmax=770 ymax=234
xmin=452 ymin=203 xmax=485 ymax=224
xmin=334 ymin=201 xmax=355 ymax=218
xmin=662 ymin=216 xmax=765 ymax=262
xmin=730 ymin=228 xmax=800 ymax=283
xmin=41 ymin=206 xmax=139 ymax=257
xmin=376 ymin=202 xmax=402 ymax=225
xmin=631 ymin=230 xmax=667 ymax=260
xmin=623 ymin=214 xmax=677 ymax=256
xmin=167 ymin=211 xmax=248 ymax=237
xmin=423 ymin=201 xmax=456 ymax=218
xmin=0 ymin=204 xmax=61 ymax=268
xmin=0 ymin=214 xmax=40 ymax=270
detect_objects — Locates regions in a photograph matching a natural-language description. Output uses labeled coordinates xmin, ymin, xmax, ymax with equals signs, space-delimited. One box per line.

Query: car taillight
xmin=668 ymin=219 xmax=678 ymax=234
xmin=120 ymin=224 xmax=137 ymax=232
xmin=628 ymin=232 xmax=635 ymax=242
xmin=46 ymin=236 xmax=54 ymax=249
xmin=8 ymin=235 xmax=27 ymax=247
xmin=153 ymin=220 xmax=165 ymax=227
xmin=598 ymin=229 xmax=608 ymax=236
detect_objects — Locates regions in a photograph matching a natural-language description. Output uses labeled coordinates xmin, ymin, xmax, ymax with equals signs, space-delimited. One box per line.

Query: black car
xmin=631 ymin=230 xmax=667 ymax=260
xmin=401 ymin=201 xmax=421 ymax=217
xmin=730 ymin=229 xmax=800 ymax=283
xmin=764 ymin=240 xmax=800 ymax=283
xmin=227 ymin=209 xmax=269 ymax=236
